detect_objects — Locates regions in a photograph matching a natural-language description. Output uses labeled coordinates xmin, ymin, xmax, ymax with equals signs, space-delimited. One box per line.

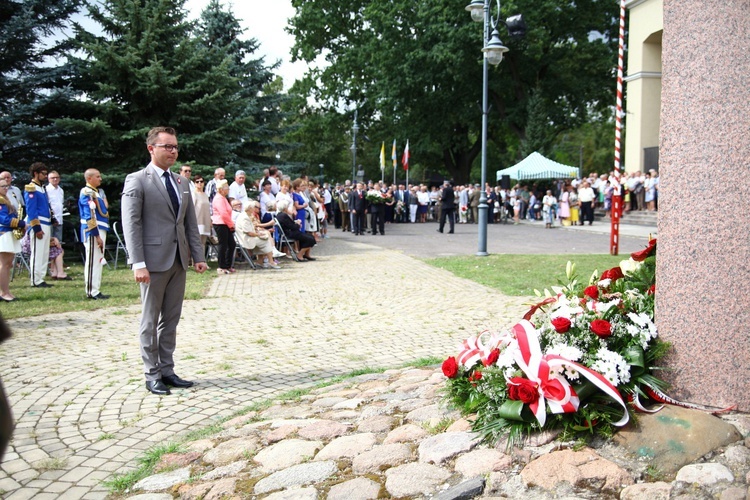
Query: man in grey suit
xmin=122 ymin=126 xmax=208 ymax=396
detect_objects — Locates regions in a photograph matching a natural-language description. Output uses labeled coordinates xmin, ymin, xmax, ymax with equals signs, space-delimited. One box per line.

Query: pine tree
xmin=195 ymin=0 xmax=290 ymax=170
xmin=58 ymin=0 xmax=256 ymax=173
xmin=0 ymin=0 xmax=81 ymax=170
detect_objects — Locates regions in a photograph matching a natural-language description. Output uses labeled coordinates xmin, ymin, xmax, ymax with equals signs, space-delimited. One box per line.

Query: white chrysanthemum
xmin=497 ymin=341 xmax=520 ymax=369
xmin=550 ymin=296 xmax=584 ymax=319
xmin=590 ymin=348 xmax=631 ymax=386
xmin=598 ymin=278 xmax=612 ymax=288
xmin=545 ymin=343 xmax=583 ymax=362
xmin=594 ymin=298 xmax=621 ymax=314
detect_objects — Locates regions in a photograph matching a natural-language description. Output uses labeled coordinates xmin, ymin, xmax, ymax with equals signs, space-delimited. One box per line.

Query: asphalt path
xmin=324 ymin=217 xmax=654 ymax=258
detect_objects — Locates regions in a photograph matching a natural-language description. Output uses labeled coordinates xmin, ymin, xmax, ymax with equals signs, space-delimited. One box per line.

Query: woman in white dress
xmin=542 ymin=190 xmax=558 ymax=229
xmin=0 ymin=181 xmax=26 ymax=301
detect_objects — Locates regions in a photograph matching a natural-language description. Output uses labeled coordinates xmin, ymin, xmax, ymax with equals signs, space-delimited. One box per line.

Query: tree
xmin=0 ymin=0 xmax=81 ymax=170
xmin=288 ymin=0 xmax=619 ymax=184
xmin=57 ymin=0 xmax=280 ymax=174
xmin=195 ymin=0 xmax=291 ymax=173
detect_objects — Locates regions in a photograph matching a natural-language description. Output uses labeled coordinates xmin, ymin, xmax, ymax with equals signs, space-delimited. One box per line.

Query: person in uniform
xmin=24 ymin=162 xmax=53 ymax=288
xmin=0 ymin=180 xmax=26 ymax=301
xmin=79 ymin=169 xmax=110 ymax=300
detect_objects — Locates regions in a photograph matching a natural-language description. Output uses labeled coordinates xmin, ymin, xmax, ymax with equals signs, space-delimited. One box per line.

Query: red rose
xmin=507 ymin=377 xmax=539 ymax=404
xmin=631 ymin=239 xmax=657 ymax=262
xmin=483 ymin=348 xmax=500 ymax=367
xmin=442 ymin=357 xmax=459 ymax=378
xmin=590 ymin=319 xmax=612 ymax=338
xmin=469 ymin=370 xmax=482 ymax=386
xmin=584 ymin=286 xmax=599 ymax=300
xmin=647 ymin=284 xmax=655 ymax=295
xmin=601 ymin=266 xmax=624 ymax=282
xmin=551 ymin=317 xmax=571 ymax=333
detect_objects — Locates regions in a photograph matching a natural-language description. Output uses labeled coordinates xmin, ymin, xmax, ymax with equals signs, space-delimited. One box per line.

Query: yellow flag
xmin=380 ymin=142 xmax=385 ymax=172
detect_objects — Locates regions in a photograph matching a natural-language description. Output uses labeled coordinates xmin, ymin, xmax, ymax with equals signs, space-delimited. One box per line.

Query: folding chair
xmin=112 ymin=221 xmax=129 ymax=270
xmin=233 ymin=232 xmax=257 ymax=270
xmin=10 ymin=251 xmax=30 ymax=281
xmin=274 ymin=218 xmax=301 ymax=262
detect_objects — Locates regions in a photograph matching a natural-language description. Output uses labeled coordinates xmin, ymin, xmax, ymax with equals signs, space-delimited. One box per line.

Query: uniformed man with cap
xmin=24 ymin=162 xmax=53 ymax=288
xmin=79 ymin=169 xmax=110 ymax=300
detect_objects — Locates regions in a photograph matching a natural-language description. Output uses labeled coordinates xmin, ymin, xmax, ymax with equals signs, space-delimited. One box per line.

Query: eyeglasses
xmin=153 ymin=144 xmax=179 ymax=152
xmin=0 ymin=185 xmax=8 ymax=189
xmin=195 ymin=180 xmax=204 ymax=183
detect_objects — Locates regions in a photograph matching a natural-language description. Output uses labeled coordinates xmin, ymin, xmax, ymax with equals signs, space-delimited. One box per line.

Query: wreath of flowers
xmin=442 ymin=238 xmax=666 ymax=445
xmin=366 ymin=190 xmax=388 ymax=205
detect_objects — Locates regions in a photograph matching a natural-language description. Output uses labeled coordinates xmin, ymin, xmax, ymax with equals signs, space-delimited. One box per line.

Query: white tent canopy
xmin=496 ymin=152 xmax=580 ymax=181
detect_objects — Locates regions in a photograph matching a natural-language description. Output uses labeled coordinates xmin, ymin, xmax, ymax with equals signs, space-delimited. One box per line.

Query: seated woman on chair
xmin=275 ymin=199 xmax=316 ymax=261
xmin=235 ymin=200 xmax=279 ymax=269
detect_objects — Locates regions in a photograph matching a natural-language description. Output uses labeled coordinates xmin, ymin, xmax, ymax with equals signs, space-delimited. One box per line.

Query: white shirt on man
xmin=45 ymin=184 xmax=64 ymax=224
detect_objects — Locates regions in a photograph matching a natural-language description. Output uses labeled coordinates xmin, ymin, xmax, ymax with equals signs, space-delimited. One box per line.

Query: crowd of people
xmin=0 ymin=158 xmax=660 ymax=303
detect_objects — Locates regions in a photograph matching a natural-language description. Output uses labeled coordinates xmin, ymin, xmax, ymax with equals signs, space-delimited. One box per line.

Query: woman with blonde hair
xmin=236 ymin=200 xmax=279 ymax=269
xmin=0 ymin=180 xmax=25 ymax=301
xmin=275 ymin=179 xmax=293 ymax=209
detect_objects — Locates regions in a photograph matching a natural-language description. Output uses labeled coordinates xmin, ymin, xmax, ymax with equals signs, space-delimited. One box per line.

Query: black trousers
xmin=439 ymin=208 xmax=455 ymax=233
xmin=370 ymin=208 xmax=384 ymax=234
xmin=215 ymin=224 xmax=236 ymax=269
xmin=580 ymin=201 xmax=594 ymax=224
xmin=352 ymin=211 xmax=366 ymax=234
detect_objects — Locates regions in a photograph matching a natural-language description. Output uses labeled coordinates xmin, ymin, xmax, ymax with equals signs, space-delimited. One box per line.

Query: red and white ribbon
xmin=511 ymin=320 xmax=630 ymax=427
xmin=457 ymin=330 xmax=511 ymax=368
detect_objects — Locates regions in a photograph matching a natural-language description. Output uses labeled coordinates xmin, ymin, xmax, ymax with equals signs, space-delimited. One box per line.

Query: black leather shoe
xmin=88 ymin=293 xmax=110 ymax=300
xmin=146 ymin=380 xmax=171 ymax=395
xmin=162 ymin=374 xmax=194 ymax=388
xmin=33 ymin=282 xmax=53 ymax=288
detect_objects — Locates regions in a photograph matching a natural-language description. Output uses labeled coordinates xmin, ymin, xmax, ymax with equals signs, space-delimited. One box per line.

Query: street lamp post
xmin=319 ymin=163 xmax=324 ymax=182
xmin=465 ymin=0 xmax=524 ymax=256
xmin=351 ymin=111 xmax=359 ymax=183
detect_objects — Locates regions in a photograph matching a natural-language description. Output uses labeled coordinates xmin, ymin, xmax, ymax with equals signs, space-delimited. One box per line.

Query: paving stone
xmin=262 ymin=486 xmax=318 ymax=499
xmin=201 ymin=460 xmax=247 ymax=480
xmin=314 ymin=433 xmax=377 ymax=461
xmin=327 ymin=477 xmax=381 ymax=500
xmin=254 ymin=460 xmax=338 ymax=494
xmin=383 ymin=423 xmax=429 ymax=444
xmin=418 ymin=432 xmax=480 ymax=464
xmin=133 ymin=467 xmax=190 ymax=492
xmin=352 ymin=443 xmax=413 ymax=475
xmin=296 ymin=420 xmax=348 ymax=441
xmin=620 ymin=482 xmax=672 ymax=500
xmin=357 ymin=415 xmax=395 ymax=433
xmin=202 ymin=437 xmax=257 ymax=466
xmin=384 ymin=462 xmax=451 ymax=498
xmin=265 ymin=424 xmax=298 ymax=444
xmin=434 ymin=476 xmax=485 ymax=500
xmin=454 ymin=448 xmax=510 ymax=477
xmin=520 ymin=448 xmax=634 ymax=494
xmin=675 ymin=463 xmax=734 ymax=485
xmin=203 ymin=477 xmax=237 ymax=500
xmin=253 ymin=439 xmax=322 ymax=472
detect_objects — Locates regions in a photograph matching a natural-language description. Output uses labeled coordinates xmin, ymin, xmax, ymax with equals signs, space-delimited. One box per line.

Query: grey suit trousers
xmin=139 ymin=256 xmax=186 ymax=381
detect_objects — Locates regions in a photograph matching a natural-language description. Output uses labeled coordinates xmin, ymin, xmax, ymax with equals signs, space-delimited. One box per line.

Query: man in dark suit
xmin=438 ymin=180 xmax=456 ymax=234
xmin=349 ymin=182 xmax=367 ymax=235
xmin=121 ymin=126 xmax=208 ymax=396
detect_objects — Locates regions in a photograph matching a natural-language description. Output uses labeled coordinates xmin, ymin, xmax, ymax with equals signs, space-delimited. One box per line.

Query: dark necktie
xmin=163 ymin=170 xmax=180 ymax=215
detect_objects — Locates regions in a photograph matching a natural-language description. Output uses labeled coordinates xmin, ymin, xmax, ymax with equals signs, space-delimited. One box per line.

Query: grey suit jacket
xmin=121 ymin=163 xmax=205 ymax=272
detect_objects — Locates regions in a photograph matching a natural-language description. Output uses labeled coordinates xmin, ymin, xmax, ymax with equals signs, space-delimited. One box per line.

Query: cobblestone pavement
xmin=0 ymin=230 xmax=544 ymax=499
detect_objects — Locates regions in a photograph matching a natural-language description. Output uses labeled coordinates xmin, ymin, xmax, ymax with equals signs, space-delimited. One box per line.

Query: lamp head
xmin=483 ymin=29 xmax=509 ymax=65
xmin=465 ymin=0 xmax=484 ymax=22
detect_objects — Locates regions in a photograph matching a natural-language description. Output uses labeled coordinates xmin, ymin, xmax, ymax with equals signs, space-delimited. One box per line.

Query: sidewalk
xmin=0 ymin=237 xmax=530 ymax=499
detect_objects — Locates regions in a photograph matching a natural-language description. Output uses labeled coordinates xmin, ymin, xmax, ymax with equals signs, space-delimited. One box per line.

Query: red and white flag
xmin=402 ymin=140 xmax=410 ymax=171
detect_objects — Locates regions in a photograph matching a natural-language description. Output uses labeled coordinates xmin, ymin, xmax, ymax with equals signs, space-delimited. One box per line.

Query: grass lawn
xmin=426 ymin=254 xmax=628 ymax=296
xmin=0 ymin=262 xmax=215 ymax=320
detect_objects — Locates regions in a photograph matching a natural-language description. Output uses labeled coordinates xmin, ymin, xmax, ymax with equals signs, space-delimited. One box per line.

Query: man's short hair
xmin=235 ymin=170 xmax=246 ymax=178
xmin=30 ymin=162 xmax=47 ymax=175
xmin=146 ymin=127 xmax=177 ymax=145
xmin=262 ymin=180 xmax=271 ymax=188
